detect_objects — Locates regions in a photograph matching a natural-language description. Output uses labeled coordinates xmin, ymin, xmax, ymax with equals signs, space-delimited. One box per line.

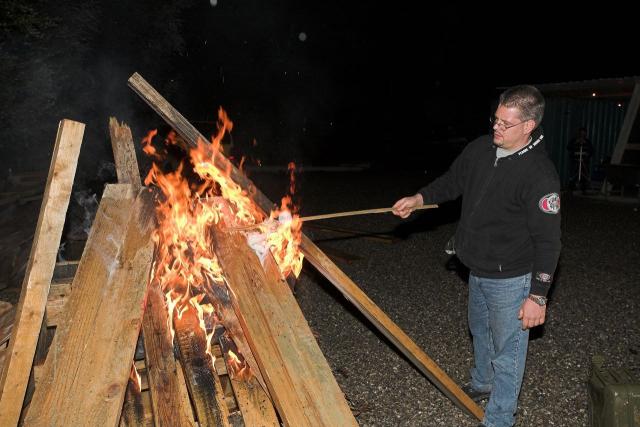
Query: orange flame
xmin=130 ymin=362 xmax=142 ymax=392
xmin=226 ymin=349 xmax=251 ymax=381
xmin=143 ymin=106 xmax=304 ymax=384
xmin=263 ymin=195 xmax=303 ymax=278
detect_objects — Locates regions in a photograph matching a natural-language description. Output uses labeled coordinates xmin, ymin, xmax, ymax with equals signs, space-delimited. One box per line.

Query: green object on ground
xmin=588 ymin=355 xmax=640 ymax=427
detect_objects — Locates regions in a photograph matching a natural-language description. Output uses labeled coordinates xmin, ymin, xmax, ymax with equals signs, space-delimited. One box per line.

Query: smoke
xmin=66 ymin=190 xmax=99 ymax=241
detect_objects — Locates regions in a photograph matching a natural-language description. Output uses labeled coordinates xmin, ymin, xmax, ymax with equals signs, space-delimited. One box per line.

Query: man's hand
xmin=518 ymin=297 xmax=546 ymax=330
xmin=392 ymin=194 xmax=424 ymax=218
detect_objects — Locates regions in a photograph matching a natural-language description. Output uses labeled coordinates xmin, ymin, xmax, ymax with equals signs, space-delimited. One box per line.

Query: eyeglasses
xmin=490 ymin=116 xmax=528 ymax=131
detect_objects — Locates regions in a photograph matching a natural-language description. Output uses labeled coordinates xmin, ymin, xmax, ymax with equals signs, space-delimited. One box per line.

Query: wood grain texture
xmin=173 ymin=305 xmax=229 ymax=427
xmin=212 ymin=226 xmax=357 ymax=427
xmin=218 ymin=335 xmax=278 ymax=427
xmin=109 ymin=117 xmax=142 ymax=193
xmin=142 ymin=283 xmax=195 ymax=427
xmin=45 ymin=281 xmax=71 ymax=328
xmin=205 ymin=274 xmax=268 ymax=396
xmin=120 ymin=374 xmax=149 ymax=427
xmin=24 ymin=185 xmax=156 ymax=427
xmin=0 ymin=119 xmax=85 ymax=427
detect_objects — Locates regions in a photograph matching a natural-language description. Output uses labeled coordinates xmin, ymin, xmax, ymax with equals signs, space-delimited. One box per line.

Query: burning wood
xmin=128 ymin=71 xmax=483 ymax=424
xmin=0 ymin=73 xmax=484 ymax=427
xmin=138 ymin=102 xmax=354 ymax=425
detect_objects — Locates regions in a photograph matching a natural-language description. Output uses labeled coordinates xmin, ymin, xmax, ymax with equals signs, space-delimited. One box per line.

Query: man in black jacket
xmin=393 ymin=85 xmax=561 ymax=427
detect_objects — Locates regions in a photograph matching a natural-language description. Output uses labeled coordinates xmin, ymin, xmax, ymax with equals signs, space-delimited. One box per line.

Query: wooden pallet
xmin=0 ymin=116 xmax=356 ymax=426
xmin=129 ymin=72 xmax=483 ymax=422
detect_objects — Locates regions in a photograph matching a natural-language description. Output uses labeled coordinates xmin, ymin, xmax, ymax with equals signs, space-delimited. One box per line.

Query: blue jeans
xmin=468 ymin=273 xmax=531 ymax=427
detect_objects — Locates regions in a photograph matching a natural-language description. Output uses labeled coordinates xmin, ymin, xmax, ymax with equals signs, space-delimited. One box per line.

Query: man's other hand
xmin=392 ymin=194 xmax=424 ymax=218
xmin=518 ymin=297 xmax=546 ymax=330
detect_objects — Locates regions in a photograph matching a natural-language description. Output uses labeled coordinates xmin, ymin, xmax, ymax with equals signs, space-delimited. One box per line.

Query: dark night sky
xmin=0 ymin=1 xmax=637 ymax=178
xmin=172 ymin=2 xmax=636 ymax=167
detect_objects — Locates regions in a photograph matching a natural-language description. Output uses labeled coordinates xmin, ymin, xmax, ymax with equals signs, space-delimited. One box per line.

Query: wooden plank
xmin=142 ymin=283 xmax=196 ymax=427
xmin=212 ymin=227 xmax=313 ymax=426
xmin=128 ymin=72 xmax=483 ymax=420
xmin=109 ymin=117 xmax=142 ymax=193
xmin=110 ymin=113 xmax=178 ymax=425
xmin=52 ymin=260 xmax=79 ymax=280
xmin=204 ymin=259 xmax=268 ymax=395
xmin=301 ymin=234 xmax=484 ymax=420
xmin=45 ymin=281 xmax=71 ymax=328
xmin=0 ymin=303 xmax=15 ymax=347
xmin=0 ymin=119 xmax=85 ymax=427
xmin=218 ymin=335 xmax=279 ymax=427
xmin=212 ymin=226 xmax=356 ymax=427
xmin=24 ymin=185 xmax=155 ymax=426
xmin=0 ymin=303 xmax=15 ymax=372
xmin=173 ymin=304 xmax=230 ymax=427
xmin=133 ymin=360 xmax=149 ymax=392
xmin=262 ymin=254 xmax=356 ymax=426
xmin=127 ymin=73 xmax=275 ymax=214
xmin=120 ymin=365 xmax=149 ymax=427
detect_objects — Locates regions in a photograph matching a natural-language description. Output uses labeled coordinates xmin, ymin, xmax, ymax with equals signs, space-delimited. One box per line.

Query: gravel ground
xmin=2 ymin=169 xmax=638 ymax=426
xmin=254 ymin=170 xmax=640 ymax=427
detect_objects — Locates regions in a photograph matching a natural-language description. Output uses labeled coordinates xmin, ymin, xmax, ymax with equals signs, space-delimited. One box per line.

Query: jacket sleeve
xmin=417 ymin=142 xmax=471 ymax=204
xmin=524 ymin=164 xmax=562 ymax=296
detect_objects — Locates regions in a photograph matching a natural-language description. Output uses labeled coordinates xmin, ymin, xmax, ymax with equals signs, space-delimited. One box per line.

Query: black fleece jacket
xmin=418 ymin=128 xmax=561 ymax=296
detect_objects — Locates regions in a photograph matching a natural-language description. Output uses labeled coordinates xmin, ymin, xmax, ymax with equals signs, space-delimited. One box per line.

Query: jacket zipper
xmin=469 ymin=157 xmax=499 ymax=218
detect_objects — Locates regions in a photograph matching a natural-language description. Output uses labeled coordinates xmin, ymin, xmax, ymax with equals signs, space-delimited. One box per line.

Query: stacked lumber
xmin=0 ymin=115 xmax=356 ymax=426
xmin=129 ymin=72 xmax=484 ymax=421
xmin=0 ymin=74 xmax=483 ymax=427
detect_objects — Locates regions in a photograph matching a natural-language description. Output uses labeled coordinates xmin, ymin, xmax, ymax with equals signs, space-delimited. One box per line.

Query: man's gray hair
xmin=499 ymin=85 xmax=545 ymax=127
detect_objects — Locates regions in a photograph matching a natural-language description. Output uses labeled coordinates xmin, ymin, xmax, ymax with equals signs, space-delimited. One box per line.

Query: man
xmin=392 ymin=85 xmax=561 ymax=427
xmin=567 ymin=126 xmax=593 ymax=194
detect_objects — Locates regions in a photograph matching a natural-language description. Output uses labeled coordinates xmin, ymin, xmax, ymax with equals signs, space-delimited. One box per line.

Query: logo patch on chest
xmin=538 ymin=193 xmax=560 ymax=214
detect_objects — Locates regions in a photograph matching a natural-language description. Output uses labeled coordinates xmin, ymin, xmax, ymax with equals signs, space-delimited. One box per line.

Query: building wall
xmin=542 ymin=97 xmax=627 ymax=186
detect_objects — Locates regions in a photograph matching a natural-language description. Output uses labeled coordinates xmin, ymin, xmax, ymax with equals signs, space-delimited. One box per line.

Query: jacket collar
xmin=514 ymin=126 xmax=544 ymax=157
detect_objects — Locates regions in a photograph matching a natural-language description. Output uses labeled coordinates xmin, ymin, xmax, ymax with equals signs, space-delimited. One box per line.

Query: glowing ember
xmin=143 ymin=106 xmax=303 ymax=381
xmin=130 ymin=362 xmax=142 ymax=392
xmin=226 ymin=349 xmax=251 ymax=381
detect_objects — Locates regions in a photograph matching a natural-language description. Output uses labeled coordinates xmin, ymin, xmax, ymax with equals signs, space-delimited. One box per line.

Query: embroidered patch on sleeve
xmin=536 ymin=272 xmax=552 ymax=283
xmin=538 ymin=193 xmax=560 ymax=214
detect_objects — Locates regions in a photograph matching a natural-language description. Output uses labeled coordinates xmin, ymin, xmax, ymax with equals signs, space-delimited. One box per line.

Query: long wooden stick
xmin=127 ymin=72 xmax=484 ymax=421
xmin=226 ymin=204 xmax=438 ymax=231
xmin=300 ymin=204 xmax=437 ymax=222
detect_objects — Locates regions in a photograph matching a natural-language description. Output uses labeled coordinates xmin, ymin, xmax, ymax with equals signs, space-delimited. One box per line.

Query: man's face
xmin=492 ymin=105 xmax=532 ymax=151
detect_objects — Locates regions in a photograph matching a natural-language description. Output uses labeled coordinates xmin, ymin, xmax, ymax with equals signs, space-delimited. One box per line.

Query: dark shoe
xmin=461 ymin=383 xmax=491 ymax=402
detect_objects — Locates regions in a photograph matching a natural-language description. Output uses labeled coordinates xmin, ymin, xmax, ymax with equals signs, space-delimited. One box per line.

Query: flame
xmin=261 ymin=162 xmax=303 ymax=278
xmin=130 ymin=362 xmax=142 ymax=392
xmin=143 ymin=106 xmax=304 ymax=384
xmin=263 ymin=195 xmax=303 ymax=278
xmin=189 ymin=294 xmax=216 ymax=366
xmin=226 ymin=349 xmax=251 ymax=381
xmin=142 ymin=129 xmax=160 ymax=158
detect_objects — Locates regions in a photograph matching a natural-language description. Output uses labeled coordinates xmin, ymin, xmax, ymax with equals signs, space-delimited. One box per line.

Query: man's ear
xmin=524 ymin=119 xmax=537 ymax=134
